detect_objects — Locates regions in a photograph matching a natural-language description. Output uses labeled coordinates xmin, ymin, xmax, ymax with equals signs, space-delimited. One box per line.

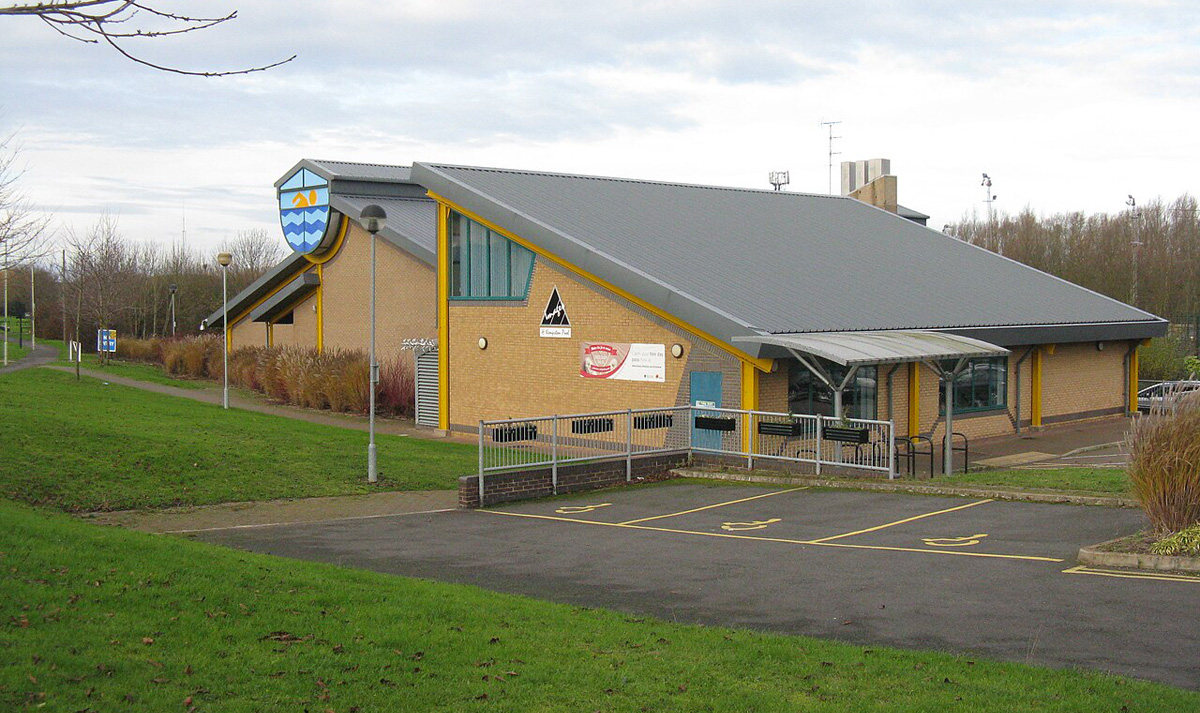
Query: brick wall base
xmin=459 ymin=453 xmax=687 ymax=508
xmin=689 ymin=452 xmax=892 ymax=479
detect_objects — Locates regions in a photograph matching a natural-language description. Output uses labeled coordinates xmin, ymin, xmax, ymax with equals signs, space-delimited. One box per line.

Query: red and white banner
xmin=580 ymin=342 xmax=665 ymax=382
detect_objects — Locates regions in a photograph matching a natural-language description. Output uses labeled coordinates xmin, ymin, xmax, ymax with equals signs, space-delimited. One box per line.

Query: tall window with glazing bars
xmin=449 ymin=210 xmax=535 ymax=300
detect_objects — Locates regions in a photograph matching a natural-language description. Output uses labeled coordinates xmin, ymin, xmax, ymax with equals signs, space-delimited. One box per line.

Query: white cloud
xmin=2 ymin=1 xmax=1198 ymax=253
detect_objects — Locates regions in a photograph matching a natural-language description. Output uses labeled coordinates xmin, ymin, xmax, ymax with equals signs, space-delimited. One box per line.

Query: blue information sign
xmin=97 ymin=329 xmax=116 ymax=353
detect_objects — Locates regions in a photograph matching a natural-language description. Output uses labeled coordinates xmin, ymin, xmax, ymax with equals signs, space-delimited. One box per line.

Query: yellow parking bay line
xmin=481 ymin=508 xmax=1063 ymax=563
xmin=617 ymin=487 xmax=808 ymax=525
xmin=1062 ymin=565 xmax=1200 ymax=584
xmin=806 ymin=498 xmax=995 ymax=544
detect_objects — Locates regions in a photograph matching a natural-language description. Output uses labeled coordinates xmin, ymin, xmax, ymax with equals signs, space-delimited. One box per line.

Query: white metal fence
xmin=477 ymin=407 xmax=895 ymax=503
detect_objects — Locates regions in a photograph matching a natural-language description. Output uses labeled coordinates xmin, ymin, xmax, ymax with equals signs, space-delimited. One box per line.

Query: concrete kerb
xmin=1061 ymin=441 xmax=1126 ymax=458
xmin=1079 ymin=537 xmax=1200 ymax=574
xmin=671 ymin=468 xmax=1139 ymax=508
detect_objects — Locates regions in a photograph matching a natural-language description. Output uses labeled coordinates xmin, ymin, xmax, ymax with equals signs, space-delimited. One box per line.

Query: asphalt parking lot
xmin=196 ymin=483 xmax=1200 ymax=690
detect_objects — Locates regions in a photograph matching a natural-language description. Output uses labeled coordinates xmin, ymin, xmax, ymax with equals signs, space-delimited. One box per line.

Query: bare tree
xmin=224 ymin=228 xmax=285 ymax=292
xmin=0 ymin=134 xmax=52 ymax=267
xmin=0 ymin=1 xmax=295 ymax=77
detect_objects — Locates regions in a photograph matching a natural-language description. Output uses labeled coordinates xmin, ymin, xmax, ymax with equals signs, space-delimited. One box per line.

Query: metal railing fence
xmin=477 ymin=406 xmax=895 ymax=504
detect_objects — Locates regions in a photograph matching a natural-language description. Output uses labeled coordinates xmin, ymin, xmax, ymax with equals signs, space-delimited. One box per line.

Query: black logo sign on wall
xmin=540 ymin=286 xmax=571 ymax=338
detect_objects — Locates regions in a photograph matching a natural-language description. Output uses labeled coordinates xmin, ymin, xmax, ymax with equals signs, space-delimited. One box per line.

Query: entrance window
xmin=939 ymin=357 xmax=1008 ymax=413
xmin=449 ymin=211 xmax=535 ymax=299
xmin=788 ymin=358 xmax=877 ymax=419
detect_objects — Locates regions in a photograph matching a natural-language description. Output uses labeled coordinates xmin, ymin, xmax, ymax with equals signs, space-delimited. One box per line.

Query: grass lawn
xmin=2 ymin=501 xmax=1194 ymax=712
xmin=0 ymin=368 xmax=475 ymax=511
xmin=940 ymin=468 xmax=1130 ymax=495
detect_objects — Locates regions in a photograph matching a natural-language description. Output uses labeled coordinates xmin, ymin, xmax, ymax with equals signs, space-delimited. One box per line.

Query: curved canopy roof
xmin=733 ymin=330 xmax=1010 ymax=367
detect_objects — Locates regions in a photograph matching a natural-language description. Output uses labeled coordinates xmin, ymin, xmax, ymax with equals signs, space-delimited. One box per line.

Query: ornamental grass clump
xmin=1126 ymin=388 xmax=1200 ymax=534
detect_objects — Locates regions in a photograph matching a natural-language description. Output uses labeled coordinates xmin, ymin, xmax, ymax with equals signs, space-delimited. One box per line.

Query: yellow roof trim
xmin=427 ymin=191 xmax=772 ymax=372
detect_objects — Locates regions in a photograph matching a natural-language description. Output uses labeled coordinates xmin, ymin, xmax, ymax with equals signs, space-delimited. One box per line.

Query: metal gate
xmin=414 ymin=348 xmax=439 ymax=428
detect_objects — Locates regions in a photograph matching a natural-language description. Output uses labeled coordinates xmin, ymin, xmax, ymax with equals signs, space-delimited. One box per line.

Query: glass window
xmin=448 ymin=210 xmax=534 ymax=299
xmin=939 ymin=357 xmax=1008 ymax=413
xmin=788 ymin=359 xmax=877 ymax=420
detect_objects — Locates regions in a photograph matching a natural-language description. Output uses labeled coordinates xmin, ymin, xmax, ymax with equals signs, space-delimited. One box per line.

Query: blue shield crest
xmin=279 ymin=168 xmax=336 ymax=254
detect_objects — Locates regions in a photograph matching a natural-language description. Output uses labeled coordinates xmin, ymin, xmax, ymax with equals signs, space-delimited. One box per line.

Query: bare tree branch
xmin=0 ymin=1 xmax=296 ymax=77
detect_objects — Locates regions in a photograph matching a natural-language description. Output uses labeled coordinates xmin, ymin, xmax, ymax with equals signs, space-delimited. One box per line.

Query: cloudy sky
xmin=2 ymin=1 xmax=1198 ymax=254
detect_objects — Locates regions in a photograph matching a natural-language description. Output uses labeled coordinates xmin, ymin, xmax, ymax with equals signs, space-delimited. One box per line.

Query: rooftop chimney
xmin=840 ymin=158 xmax=897 ymax=214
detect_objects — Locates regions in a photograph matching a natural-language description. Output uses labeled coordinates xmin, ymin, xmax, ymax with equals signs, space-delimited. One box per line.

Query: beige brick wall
xmin=320 ymin=224 xmax=436 ymax=361
xmin=448 ymin=258 xmax=742 ymax=428
xmin=1041 ymin=341 xmax=1126 ymax=419
xmin=225 ymin=223 xmax=436 ymax=362
xmin=758 ymin=366 xmax=789 ymax=413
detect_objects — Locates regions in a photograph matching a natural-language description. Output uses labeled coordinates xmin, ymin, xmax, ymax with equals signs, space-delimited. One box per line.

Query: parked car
xmin=1137 ymin=381 xmax=1200 ymax=414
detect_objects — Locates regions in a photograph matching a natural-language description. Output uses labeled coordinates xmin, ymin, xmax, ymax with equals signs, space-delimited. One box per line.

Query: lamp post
xmin=169 ymin=283 xmax=178 ymax=337
xmin=358 ymin=204 xmax=387 ymax=484
xmin=3 ymin=238 xmax=9 ymax=366
xmin=217 ymin=252 xmax=232 ymax=409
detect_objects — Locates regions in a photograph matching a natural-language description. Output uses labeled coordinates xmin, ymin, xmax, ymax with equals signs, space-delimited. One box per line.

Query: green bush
xmin=1138 ymin=334 xmax=1192 ymax=381
xmin=1150 ymin=523 xmax=1200 ymax=556
xmin=1127 ymin=390 xmax=1200 ymax=533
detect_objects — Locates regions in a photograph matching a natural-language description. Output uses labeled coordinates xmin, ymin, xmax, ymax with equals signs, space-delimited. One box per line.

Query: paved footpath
xmin=41 ymin=364 xmax=472 ymax=443
xmin=0 ymin=340 xmax=57 ymax=374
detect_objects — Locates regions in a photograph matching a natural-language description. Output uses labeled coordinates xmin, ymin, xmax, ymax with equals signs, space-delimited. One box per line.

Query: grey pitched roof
xmin=897 ymin=204 xmax=929 ymax=221
xmin=273 ymin=159 xmax=415 ymax=187
xmin=331 ymin=195 xmax=437 ymax=265
xmin=203 ymin=252 xmax=308 ymax=331
xmin=412 ymin=163 xmax=1166 ymax=352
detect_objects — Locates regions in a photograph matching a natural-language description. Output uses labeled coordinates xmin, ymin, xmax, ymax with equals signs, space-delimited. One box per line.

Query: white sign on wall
xmin=580 ymin=342 xmax=666 ymax=382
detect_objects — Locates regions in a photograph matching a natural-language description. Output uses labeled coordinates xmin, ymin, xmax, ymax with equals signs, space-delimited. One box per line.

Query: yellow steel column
xmin=1129 ymin=344 xmax=1140 ymax=414
xmin=1031 ymin=347 xmax=1043 ymax=428
xmin=437 ymin=204 xmax=451 ymax=431
xmin=741 ymin=361 xmax=760 ymax=452
xmin=315 ymin=264 xmax=324 ymax=353
xmin=907 ymin=362 xmax=921 ymax=437
xmin=267 ymin=323 xmax=273 ymax=348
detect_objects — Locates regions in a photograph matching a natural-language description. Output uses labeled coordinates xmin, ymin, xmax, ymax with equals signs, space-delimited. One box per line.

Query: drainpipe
xmin=1013 ymin=346 xmax=1035 ymax=434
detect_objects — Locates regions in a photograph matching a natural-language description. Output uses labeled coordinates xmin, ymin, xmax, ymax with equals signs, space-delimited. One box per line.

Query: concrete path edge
xmin=672 ymin=468 xmax=1138 ymax=508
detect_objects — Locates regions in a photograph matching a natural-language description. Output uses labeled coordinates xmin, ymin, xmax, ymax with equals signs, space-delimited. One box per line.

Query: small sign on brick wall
xmin=540 ymin=286 xmax=571 ymax=338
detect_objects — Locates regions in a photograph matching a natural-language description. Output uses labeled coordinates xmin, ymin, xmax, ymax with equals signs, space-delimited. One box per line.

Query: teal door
xmin=690 ymin=371 xmax=724 ymax=451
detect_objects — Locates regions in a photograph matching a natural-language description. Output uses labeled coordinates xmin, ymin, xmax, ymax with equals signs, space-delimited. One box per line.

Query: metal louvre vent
xmin=414 ymin=348 xmax=439 ymax=428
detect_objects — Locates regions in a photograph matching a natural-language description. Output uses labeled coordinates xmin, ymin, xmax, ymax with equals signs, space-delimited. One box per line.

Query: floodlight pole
xmin=169 ymin=283 xmax=178 ymax=337
xmin=359 ymin=205 xmax=387 ymax=484
xmin=29 ymin=265 xmax=35 ymax=349
xmin=217 ymin=252 xmax=232 ymax=409
xmin=3 ymin=240 xmax=8 ymax=366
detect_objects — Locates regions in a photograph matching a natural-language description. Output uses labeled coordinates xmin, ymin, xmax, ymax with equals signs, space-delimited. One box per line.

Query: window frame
xmin=448 ymin=211 xmax=535 ymax=301
xmin=938 ymin=356 xmax=1009 ymax=415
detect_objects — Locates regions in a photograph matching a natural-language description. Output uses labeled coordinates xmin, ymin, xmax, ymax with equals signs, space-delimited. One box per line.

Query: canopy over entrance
xmin=733 ymin=330 xmax=1009 ymax=367
xmin=734 ymin=331 xmax=1011 ymax=476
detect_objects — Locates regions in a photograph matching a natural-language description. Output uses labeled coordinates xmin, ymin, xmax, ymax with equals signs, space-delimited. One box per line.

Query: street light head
xmin=169 ymin=283 xmax=177 ymax=294
xmin=359 ymin=204 xmax=387 ymax=234
xmin=216 ymin=252 xmax=232 ymax=267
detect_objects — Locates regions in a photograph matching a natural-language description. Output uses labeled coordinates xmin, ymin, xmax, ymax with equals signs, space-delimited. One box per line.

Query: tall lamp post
xmin=169 ymin=283 xmax=178 ymax=337
xmin=358 ymin=204 xmax=387 ymax=484
xmin=217 ymin=252 xmax=233 ymax=409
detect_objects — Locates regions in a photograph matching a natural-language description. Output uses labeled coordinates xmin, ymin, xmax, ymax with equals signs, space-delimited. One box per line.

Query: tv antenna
xmin=819 ymin=120 xmax=842 ymax=194
xmin=768 ymin=171 xmax=790 ymax=191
